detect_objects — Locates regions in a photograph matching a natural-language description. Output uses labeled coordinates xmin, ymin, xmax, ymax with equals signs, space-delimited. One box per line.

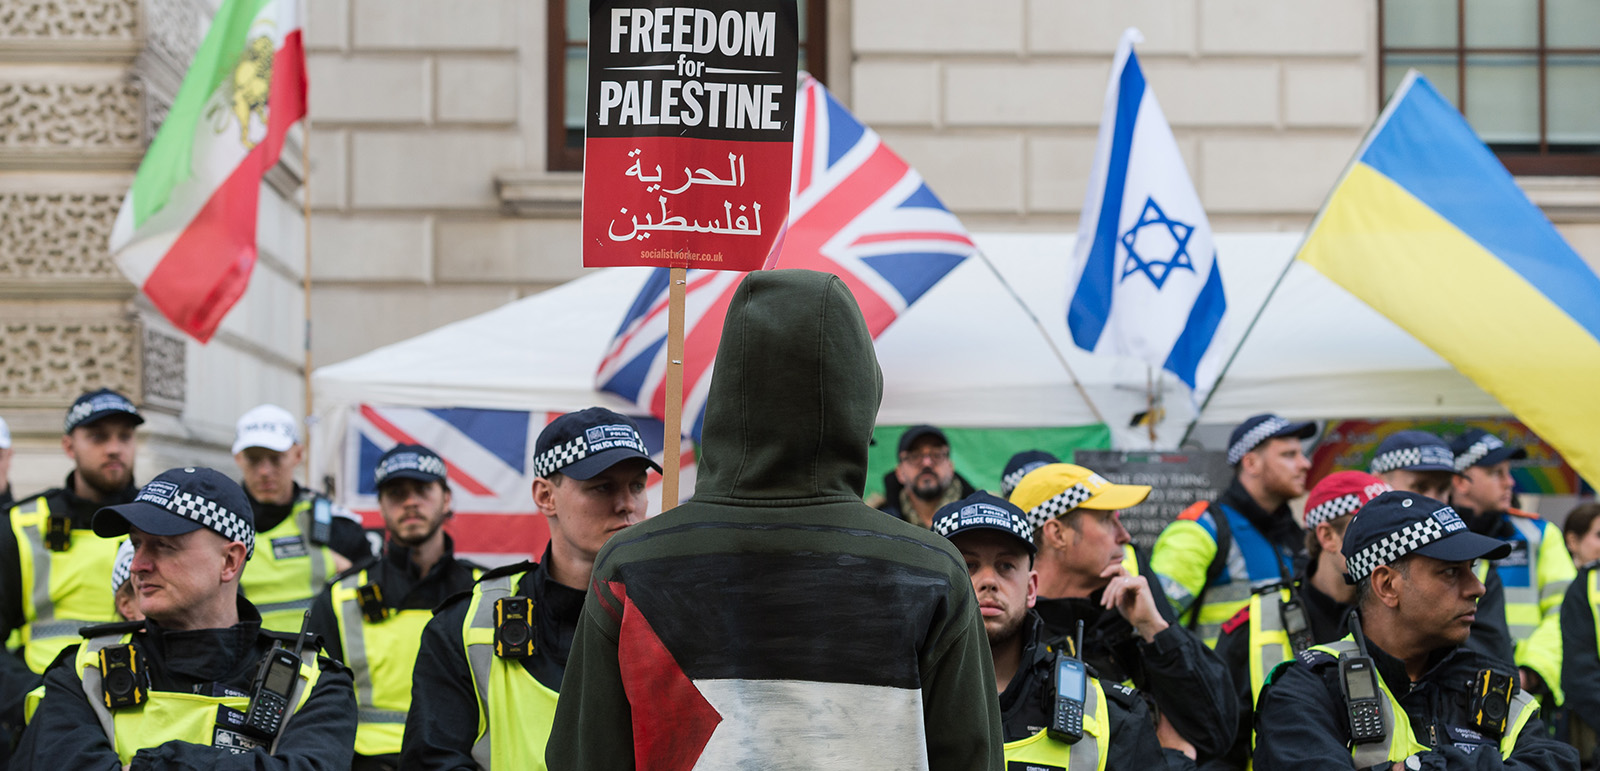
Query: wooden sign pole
xmin=660 ymin=267 xmax=687 ymax=512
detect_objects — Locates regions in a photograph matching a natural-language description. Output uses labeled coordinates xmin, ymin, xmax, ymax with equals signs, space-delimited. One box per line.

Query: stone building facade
xmin=0 ymin=0 xmax=306 ymax=496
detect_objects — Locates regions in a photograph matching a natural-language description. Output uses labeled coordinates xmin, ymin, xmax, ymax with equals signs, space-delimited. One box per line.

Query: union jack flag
xmin=340 ymin=404 xmax=694 ymax=565
xmin=596 ymin=74 xmax=976 ymax=432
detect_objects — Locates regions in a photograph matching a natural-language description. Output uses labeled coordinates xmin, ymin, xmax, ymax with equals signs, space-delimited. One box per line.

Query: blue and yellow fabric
xmin=1151 ymin=502 xmax=1291 ymax=647
xmin=1293 ymin=70 xmax=1600 ymax=491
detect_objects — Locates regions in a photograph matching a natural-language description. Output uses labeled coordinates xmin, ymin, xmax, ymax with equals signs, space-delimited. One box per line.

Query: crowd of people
xmin=0 ymin=268 xmax=1594 ymax=769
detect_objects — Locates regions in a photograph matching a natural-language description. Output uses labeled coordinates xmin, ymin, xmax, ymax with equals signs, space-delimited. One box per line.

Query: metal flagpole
xmin=972 ymin=248 xmax=1109 ymax=427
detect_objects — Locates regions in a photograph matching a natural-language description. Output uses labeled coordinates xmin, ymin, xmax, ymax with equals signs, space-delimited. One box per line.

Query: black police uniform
xmin=15 ymin=597 xmax=357 ymax=770
xmin=308 ymin=534 xmax=482 ymax=664
xmin=1560 ymin=560 xmax=1600 ymax=768
xmin=1253 ymin=626 xmax=1576 ymax=771
xmin=1003 ymin=610 xmax=1190 ymax=771
xmin=1034 ymin=546 xmax=1238 ymax=762
xmin=399 ymin=545 xmax=585 ymax=769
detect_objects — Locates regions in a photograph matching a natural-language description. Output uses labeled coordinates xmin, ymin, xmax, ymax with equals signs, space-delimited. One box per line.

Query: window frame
xmin=1378 ymin=0 xmax=1600 ymax=176
xmin=546 ymin=1 xmax=829 ymax=173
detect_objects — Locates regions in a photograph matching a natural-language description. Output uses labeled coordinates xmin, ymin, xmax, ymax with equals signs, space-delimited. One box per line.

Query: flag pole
xmin=973 ymin=249 xmax=1108 ymax=427
xmin=660 ymin=267 xmax=687 ymax=512
xmin=301 ymin=118 xmax=314 ymax=478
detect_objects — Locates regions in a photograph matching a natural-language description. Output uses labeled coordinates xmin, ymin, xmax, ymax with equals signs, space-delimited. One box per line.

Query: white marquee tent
xmin=309 ymin=231 xmax=1502 ymax=494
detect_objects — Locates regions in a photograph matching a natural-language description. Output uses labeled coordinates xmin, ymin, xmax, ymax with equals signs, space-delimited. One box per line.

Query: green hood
xmin=692 ymin=270 xmax=883 ymax=502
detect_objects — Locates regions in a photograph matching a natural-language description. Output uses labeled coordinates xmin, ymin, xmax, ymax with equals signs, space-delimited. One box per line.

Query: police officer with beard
xmin=935 ymin=492 xmax=1181 ymax=771
xmin=308 ymin=444 xmax=483 ymax=770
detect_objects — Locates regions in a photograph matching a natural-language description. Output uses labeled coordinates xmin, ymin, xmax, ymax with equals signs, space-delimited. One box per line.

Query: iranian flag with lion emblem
xmin=110 ymin=0 xmax=305 ymax=343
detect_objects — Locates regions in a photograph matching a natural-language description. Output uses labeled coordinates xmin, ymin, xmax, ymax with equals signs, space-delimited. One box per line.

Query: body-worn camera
xmin=1471 ymin=669 xmax=1515 ymax=737
xmin=494 ymin=596 xmax=535 ymax=659
xmin=357 ymin=583 xmax=388 ymax=623
xmin=45 ymin=515 xmax=71 ymax=552
xmin=99 ymin=643 xmax=148 ymax=709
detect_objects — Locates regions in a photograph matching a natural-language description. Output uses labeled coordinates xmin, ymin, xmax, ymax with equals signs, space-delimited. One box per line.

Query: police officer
xmin=231 ymin=404 xmax=373 ymax=633
xmin=0 ymin=387 xmax=142 ymax=738
xmin=934 ymin=492 xmax=1176 ymax=771
xmin=1212 ymin=471 xmax=1390 ymax=770
xmin=1372 ymin=429 xmax=1517 ymax=669
xmin=402 ymin=407 xmax=657 ymax=769
xmin=1449 ymin=428 xmax=1574 ymax=706
xmin=307 ymin=444 xmax=482 ymax=770
xmin=1560 ymin=555 xmax=1600 ymax=767
xmin=1010 ymin=463 xmax=1236 ymax=763
xmin=1151 ymin=413 xmax=1314 ymax=648
xmin=1254 ymin=490 xmax=1577 ymax=770
xmin=16 ymin=467 xmax=357 ymax=769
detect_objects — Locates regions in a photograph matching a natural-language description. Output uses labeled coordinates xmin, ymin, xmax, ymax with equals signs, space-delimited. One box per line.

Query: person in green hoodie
xmin=545 ymin=269 xmax=1005 ymax=770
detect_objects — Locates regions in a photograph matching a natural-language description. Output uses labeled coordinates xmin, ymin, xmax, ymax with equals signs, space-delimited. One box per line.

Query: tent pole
xmin=973 ymin=249 xmax=1108 ymax=427
xmin=660 ymin=267 xmax=687 ymax=513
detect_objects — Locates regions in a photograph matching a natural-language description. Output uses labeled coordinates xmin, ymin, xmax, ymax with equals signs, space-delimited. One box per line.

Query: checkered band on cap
xmin=134 ymin=486 xmax=256 ymax=558
xmin=111 ymin=539 xmax=134 ymax=592
xmin=1228 ymin=416 xmax=1290 ymax=465
xmin=1305 ymin=493 xmax=1366 ymax=529
xmin=533 ymin=423 xmax=648 ymax=477
xmin=1345 ymin=508 xmax=1463 ymax=582
xmin=1001 ymin=462 xmax=1050 ymax=498
xmin=63 ymin=393 xmax=138 ymax=433
xmin=1454 ymin=435 xmax=1505 ymax=472
xmin=933 ymin=502 xmax=1034 ymax=544
xmin=1370 ymin=444 xmax=1454 ymax=474
xmin=375 ymin=451 xmax=447 ymax=485
xmin=1025 ymin=483 xmax=1097 ymax=532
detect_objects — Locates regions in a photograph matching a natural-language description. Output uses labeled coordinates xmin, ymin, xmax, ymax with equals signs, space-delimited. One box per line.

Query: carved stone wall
xmin=0 ymin=0 xmax=138 ymax=41
xmin=0 ymin=191 xmax=124 ymax=281
xmin=0 ymin=318 xmax=140 ymax=406
xmin=140 ymin=325 xmax=184 ymax=411
xmin=0 ymin=80 xmax=143 ymax=152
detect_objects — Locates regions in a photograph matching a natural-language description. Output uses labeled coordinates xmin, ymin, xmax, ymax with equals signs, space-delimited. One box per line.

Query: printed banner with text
xmin=583 ymin=0 xmax=799 ymax=270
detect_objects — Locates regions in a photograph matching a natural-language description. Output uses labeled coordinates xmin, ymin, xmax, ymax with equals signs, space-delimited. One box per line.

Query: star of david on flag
xmin=1066 ymin=28 xmax=1228 ymax=398
xmin=596 ymin=74 xmax=977 ymax=435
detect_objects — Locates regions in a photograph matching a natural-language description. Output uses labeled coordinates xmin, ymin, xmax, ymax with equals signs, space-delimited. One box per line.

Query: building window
xmin=1380 ymin=0 xmax=1600 ymax=176
xmin=547 ymin=1 xmax=828 ymax=173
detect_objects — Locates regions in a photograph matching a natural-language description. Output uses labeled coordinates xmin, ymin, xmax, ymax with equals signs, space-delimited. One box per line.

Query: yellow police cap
xmin=1007 ymin=463 xmax=1151 ymax=531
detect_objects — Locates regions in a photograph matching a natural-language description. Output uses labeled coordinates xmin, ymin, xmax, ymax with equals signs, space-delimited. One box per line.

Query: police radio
xmin=310 ymin=498 xmax=333 ymax=546
xmin=1048 ymin=620 xmax=1088 ymax=745
xmin=99 ymin=643 xmax=148 ymax=709
xmin=241 ymin=612 xmax=309 ymax=741
xmin=1341 ymin=611 xmax=1386 ymax=745
xmin=1470 ymin=668 xmax=1515 ymax=737
xmin=494 ymin=596 xmax=535 ymax=659
xmin=1278 ymin=588 xmax=1314 ymax=654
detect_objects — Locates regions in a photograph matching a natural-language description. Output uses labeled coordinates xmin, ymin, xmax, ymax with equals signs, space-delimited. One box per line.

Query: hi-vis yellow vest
xmin=71 ymin=632 xmax=320 ymax=763
xmin=462 ymin=573 xmax=559 ymax=770
xmin=10 ymin=496 xmax=123 ymax=673
xmin=1302 ymin=637 xmax=1538 ymax=768
xmin=243 ymin=493 xmax=338 ymax=634
xmin=331 ymin=569 xmax=434 ymax=757
xmin=1001 ymin=677 xmax=1110 ymax=771
xmin=1247 ymin=588 xmax=1300 ymax=704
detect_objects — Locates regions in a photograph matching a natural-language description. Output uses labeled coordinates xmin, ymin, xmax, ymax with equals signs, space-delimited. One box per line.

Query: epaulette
xmin=330 ymin=555 xmax=380 ymax=584
xmin=1295 ymin=647 xmax=1337 ymax=667
xmin=1220 ymin=605 xmax=1252 ymax=636
xmin=1102 ymin=680 xmax=1139 ymax=706
xmin=477 ymin=560 xmax=538 ymax=582
xmin=78 ymin=620 xmax=145 ymax=638
xmin=433 ymin=588 xmax=474 ymax=613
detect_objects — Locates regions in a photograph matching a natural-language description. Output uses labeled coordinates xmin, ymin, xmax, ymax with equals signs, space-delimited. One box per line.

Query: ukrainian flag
xmin=1296 ymin=71 xmax=1600 ymax=488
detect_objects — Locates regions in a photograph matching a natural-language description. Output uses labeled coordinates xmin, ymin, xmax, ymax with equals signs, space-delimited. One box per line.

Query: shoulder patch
xmin=1177 ymin=501 xmax=1210 ymax=521
xmin=79 ymin=620 xmax=144 ymax=638
xmin=478 ymin=560 xmax=537 ymax=581
xmin=1221 ymin=605 xmax=1252 ymax=635
xmin=433 ymin=588 xmax=474 ymax=614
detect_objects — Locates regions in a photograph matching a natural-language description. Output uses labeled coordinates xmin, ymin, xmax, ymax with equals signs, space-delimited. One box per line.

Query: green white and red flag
xmin=109 ymin=0 xmax=305 ymax=343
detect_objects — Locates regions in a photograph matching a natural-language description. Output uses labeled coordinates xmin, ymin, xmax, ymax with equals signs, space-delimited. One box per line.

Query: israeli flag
xmin=1066 ymin=28 xmax=1227 ymax=398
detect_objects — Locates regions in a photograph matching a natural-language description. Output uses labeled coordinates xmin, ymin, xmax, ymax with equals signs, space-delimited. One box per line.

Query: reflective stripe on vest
xmin=73 ymin=632 xmax=321 ymax=763
xmin=1248 ymin=589 xmax=1295 ymax=705
xmin=463 ymin=573 xmax=559 ymax=770
xmin=1308 ymin=638 xmax=1539 ymax=765
xmin=1001 ymin=678 xmax=1109 ymax=771
xmin=11 ymin=497 xmax=123 ymax=673
xmin=242 ymin=494 xmax=335 ymax=634
xmin=332 ymin=569 xmax=434 ymax=757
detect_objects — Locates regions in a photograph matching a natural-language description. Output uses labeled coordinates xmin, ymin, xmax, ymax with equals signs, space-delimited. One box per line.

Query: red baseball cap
xmin=1303 ymin=470 xmax=1391 ymax=529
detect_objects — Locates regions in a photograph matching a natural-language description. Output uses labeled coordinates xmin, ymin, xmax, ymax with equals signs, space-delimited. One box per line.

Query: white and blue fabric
xmin=1066 ymin=28 xmax=1228 ymax=398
